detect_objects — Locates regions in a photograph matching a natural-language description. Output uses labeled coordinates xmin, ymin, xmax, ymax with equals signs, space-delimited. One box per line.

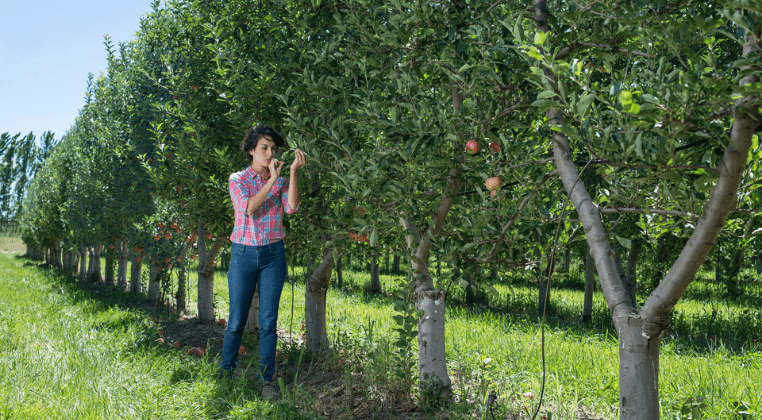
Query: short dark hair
xmin=241 ymin=125 xmax=284 ymax=163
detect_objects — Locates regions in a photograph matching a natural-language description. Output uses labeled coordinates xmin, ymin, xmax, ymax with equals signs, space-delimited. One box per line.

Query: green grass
xmin=2 ymin=253 xmax=760 ymax=419
xmin=0 ymin=254 xmax=318 ymax=420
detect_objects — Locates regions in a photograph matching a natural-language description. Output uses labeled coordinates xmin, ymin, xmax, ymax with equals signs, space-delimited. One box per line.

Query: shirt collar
xmin=246 ymin=165 xmax=270 ymax=183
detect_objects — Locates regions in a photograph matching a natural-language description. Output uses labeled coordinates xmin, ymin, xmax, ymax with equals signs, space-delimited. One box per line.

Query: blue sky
xmin=1 ymin=1 xmax=154 ymax=141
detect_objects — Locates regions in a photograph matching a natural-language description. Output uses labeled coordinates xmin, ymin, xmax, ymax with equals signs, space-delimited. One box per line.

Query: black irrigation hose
xmin=532 ymin=159 xmax=592 ymax=420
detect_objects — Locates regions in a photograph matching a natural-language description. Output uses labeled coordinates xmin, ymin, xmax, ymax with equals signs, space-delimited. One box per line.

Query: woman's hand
xmin=268 ymin=157 xmax=285 ymax=179
xmin=290 ymin=149 xmax=306 ymax=175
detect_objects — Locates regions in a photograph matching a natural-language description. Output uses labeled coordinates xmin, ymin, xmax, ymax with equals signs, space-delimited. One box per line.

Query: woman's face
xmin=249 ymin=135 xmax=278 ymax=168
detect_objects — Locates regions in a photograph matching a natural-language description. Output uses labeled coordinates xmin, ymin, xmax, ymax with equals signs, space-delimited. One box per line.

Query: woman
xmin=220 ymin=124 xmax=305 ymax=400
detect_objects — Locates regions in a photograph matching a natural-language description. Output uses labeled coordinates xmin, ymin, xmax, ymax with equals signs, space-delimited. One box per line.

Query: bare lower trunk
xmin=416 ymin=288 xmax=447 ymax=387
xmin=79 ymin=247 xmax=87 ymax=281
xmin=729 ymin=248 xmax=743 ymax=296
xmin=117 ymin=240 xmax=128 ymax=290
xmin=148 ymin=259 xmax=160 ymax=303
xmin=130 ymin=248 xmax=142 ymax=294
xmin=92 ymin=245 xmax=103 ymax=283
xmin=369 ymin=254 xmax=381 ymax=292
xmin=392 ymin=254 xmax=400 ymax=273
xmin=105 ymin=246 xmax=115 ymax=287
xmin=305 ymin=245 xmax=334 ymax=353
xmin=197 ymin=222 xmax=224 ymax=322
xmin=616 ymin=316 xmax=660 ymax=420
xmin=54 ymin=241 xmax=62 ymax=269
xmin=756 ymin=252 xmax=762 ymax=274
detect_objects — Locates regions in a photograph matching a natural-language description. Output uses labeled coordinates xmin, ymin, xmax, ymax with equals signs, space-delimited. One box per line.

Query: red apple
xmin=164 ymin=232 xmax=172 ymax=240
xmin=156 ymin=338 xmax=165 ymax=343
xmin=158 ymin=222 xmax=165 ymax=229
xmin=173 ymin=341 xmax=181 ymax=349
xmin=134 ymin=257 xmax=141 ymax=263
xmin=488 ymin=142 xmax=501 ymax=153
xmin=219 ymin=319 xmax=227 ymax=327
xmin=238 ymin=345 xmax=246 ymax=355
xmin=197 ymin=349 xmax=207 ymax=357
xmin=154 ymin=234 xmax=162 ymax=241
xmin=466 ymin=140 xmax=480 ymax=154
xmin=108 ymin=244 xmax=114 ymax=249
xmin=485 ymin=177 xmax=503 ymax=192
xmin=187 ymin=347 xmax=198 ymax=356
xmin=206 ymin=232 xmax=213 ymax=240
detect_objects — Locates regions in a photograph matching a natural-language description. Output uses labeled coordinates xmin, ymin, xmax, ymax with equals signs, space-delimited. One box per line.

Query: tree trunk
xmin=369 ymin=253 xmax=381 ymax=292
xmin=105 ymin=245 xmax=116 ymax=287
xmin=117 ymin=240 xmax=128 ymax=290
xmin=392 ymin=254 xmax=400 ymax=273
xmin=305 ymin=245 xmax=334 ymax=353
xmin=616 ymin=316 xmax=660 ymax=420
xmin=729 ymin=247 xmax=743 ymax=296
xmin=197 ymin=221 xmax=224 ymax=322
xmin=79 ymin=247 xmax=87 ymax=282
xmin=538 ymin=1 xmax=760 ymax=415
xmin=130 ymin=247 xmax=143 ymax=294
xmin=148 ymin=259 xmax=160 ymax=303
xmin=583 ymin=245 xmax=595 ymax=322
xmin=53 ymin=241 xmax=62 ymax=269
xmin=755 ymin=252 xmax=762 ymax=274
xmin=384 ymin=249 xmax=390 ymax=274
xmin=92 ymin=245 xmax=103 ymax=283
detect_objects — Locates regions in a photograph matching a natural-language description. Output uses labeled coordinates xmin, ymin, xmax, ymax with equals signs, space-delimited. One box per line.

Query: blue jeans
xmin=220 ymin=241 xmax=286 ymax=381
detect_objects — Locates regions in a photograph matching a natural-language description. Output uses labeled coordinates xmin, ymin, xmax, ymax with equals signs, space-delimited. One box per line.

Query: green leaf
xmin=532 ymin=99 xmax=558 ymax=112
xmin=618 ymin=90 xmax=633 ymax=105
xmin=525 ymin=47 xmax=543 ymax=61
xmin=577 ymin=94 xmax=595 ymax=118
xmin=615 ymin=236 xmax=631 ymax=249
xmin=534 ymin=31 xmax=549 ymax=46
xmin=623 ymin=102 xmax=640 ymax=115
xmin=537 ymin=90 xmax=558 ymax=100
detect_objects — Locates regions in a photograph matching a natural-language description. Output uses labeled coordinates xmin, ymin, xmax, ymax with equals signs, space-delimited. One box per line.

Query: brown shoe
xmin=262 ymin=381 xmax=281 ymax=401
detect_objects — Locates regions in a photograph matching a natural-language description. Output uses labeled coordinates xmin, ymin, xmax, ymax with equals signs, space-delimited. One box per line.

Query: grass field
xmin=0 ymin=251 xmax=759 ymax=419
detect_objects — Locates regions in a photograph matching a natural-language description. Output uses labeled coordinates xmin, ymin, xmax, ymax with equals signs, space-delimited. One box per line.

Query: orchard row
xmin=17 ymin=1 xmax=762 ymax=418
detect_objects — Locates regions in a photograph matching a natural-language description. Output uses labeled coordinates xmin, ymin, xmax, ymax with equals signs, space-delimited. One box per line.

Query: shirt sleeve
xmin=229 ymin=173 xmax=250 ymax=213
xmin=281 ymin=178 xmax=299 ymax=214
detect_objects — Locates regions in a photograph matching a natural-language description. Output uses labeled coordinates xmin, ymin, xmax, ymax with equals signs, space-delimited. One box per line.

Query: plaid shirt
xmin=229 ymin=166 xmax=298 ymax=246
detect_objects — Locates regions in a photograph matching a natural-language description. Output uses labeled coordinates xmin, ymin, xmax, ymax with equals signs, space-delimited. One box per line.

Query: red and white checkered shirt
xmin=228 ymin=166 xmax=298 ymax=246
